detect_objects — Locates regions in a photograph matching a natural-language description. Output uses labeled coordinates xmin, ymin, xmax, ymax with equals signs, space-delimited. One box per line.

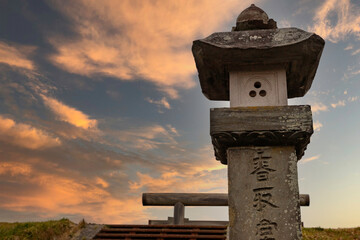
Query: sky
xmin=0 ymin=0 xmax=359 ymax=228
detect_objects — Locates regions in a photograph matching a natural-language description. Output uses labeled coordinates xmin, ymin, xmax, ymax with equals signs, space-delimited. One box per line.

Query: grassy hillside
xmin=303 ymin=227 xmax=360 ymax=240
xmin=0 ymin=218 xmax=77 ymax=240
xmin=0 ymin=219 xmax=359 ymax=239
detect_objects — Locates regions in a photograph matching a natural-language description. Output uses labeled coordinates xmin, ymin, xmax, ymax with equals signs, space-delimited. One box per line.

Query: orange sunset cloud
xmin=0 ymin=115 xmax=61 ymax=149
xmin=41 ymin=94 xmax=98 ymax=130
xmin=0 ymin=162 xmax=32 ymax=177
xmin=129 ymin=145 xmax=227 ymax=193
xmin=47 ymin=0 xmax=258 ymax=98
xmin=0 ymin=166 xmax=148 ymax=223
xmin=0 ymin=41 xmax=36 ymax=70
xmin=309 ymin=0 xmax=360 ymax=42
xmin=0 ymin=158 xmax=226 ymax=223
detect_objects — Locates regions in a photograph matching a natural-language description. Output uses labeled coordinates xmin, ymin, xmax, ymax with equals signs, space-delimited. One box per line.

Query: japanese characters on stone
xmin=252 ymin=149 xmax=278 ymax=240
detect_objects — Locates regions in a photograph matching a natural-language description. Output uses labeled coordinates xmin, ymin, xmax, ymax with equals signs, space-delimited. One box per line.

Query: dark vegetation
xmin=0 ymin=218 xmax=77 ymax=240
xmin=303 ymin=226 xmax=360 ymax=240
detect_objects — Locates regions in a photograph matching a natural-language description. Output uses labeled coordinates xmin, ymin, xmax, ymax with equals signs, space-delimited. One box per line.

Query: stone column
xmin=228 ymin=146 xmax=301 ymax=240
xmin=210 ymin=106 xmax=313 ymax=239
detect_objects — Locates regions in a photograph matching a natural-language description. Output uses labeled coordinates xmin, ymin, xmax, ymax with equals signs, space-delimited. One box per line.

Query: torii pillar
xmin=192 ymin=4 xmax=324 ymax=240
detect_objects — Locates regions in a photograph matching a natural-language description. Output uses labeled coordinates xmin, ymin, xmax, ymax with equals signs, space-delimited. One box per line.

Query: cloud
xmin=128 ymin=143 xmax=227 ymax=195
xmin=47 ymin=0 xmax=257 ymax=98
xmin=1 ymin=0 xmax=261 ymax=221
xmin=0 ymin=115 xmax=61 ymax=149
xmin=0 ymin=169 xmax=148 ymax=223
xmin=129 ymin=159 xmax=227 ymax=193
xmin=331 ymin=100 xmax=346 ymax=108
xmin=352 ymin=49 xmax=360 ymax=56
xmin=348 ymin=96 xmax=359 ymax=102
xmin=301 ymin=155 xmax=321 ymax=164
xmin=0 ymin=162 xmax=32 ymax=176
xmin=41 ymin=94 xmax=97 ymax=129
xmin=352 ymin=70 xmax=360 ymax=75
xmin=0 ymin=139 xmax=151 ymax=223
xmin=313 ymin=121 xmax=323 ymax=132
xmin=309 ymin=0 xmax=360 ymax=42
xmin=0 ymin=41 xmax=36 ymax=70
xmin=95 ymin=177 xmax=109 ymax=188
xmin=278 ymin=19 xmax=292 ymax=28
xmin=311 ymin=102 xmax=328 ymax=113
xmin=146 ymin=97 xmax=171 ymax=112
xmin=329 ymin=96 xmax=359 ymax=108
xmin=0 ymin=111 xmax=227 ymax=224
xmin=166 ymin=124 xmax=179 ymax=136
xmin=0 ymin=131 xmax=226 ymax=223
xmin=114 ymin=124 xmax=180 ymax=151
xmin=342 ymin=65 xmax=360 ymax=80
xmin=344 ymin=44 xmax=353 ymax=50
xmin=0 ymin=49 xmax=230 ymax=223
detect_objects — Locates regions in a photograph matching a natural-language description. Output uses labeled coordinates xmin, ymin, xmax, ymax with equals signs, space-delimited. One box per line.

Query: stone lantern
xmin=192 ymin=4 xmax=324 ymax=240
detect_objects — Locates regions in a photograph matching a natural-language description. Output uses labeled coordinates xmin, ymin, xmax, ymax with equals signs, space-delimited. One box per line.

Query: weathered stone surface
xmin=149 ymin=217 xmax=229 ymax=226
xmin=229 ymin=69 xmax=288 ymax=107
xmin=228 ymin=146 xmax=302 ymax=240
xmin=192 ymin=28 xmax=324 ymax=100
xmin=142 ymin=193 xmax=310 ymax=207
xmin=233 ymin=4 xmax=277 ymax=31
xmin=210 ymin=105 xmax=313 ymax=164
xmin=143 ymin=193 xmax=228 ymax=206
xmin=174 ymin=202 xmax=185 ymax=225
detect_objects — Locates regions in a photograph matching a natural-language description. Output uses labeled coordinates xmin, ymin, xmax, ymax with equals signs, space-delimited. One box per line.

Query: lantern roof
xmin=192 ymin=5 xmax=325 ymax=101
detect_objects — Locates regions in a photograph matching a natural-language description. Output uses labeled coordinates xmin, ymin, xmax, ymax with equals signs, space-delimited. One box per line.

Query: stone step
xmin=93 ymin=224 xmax=227 ymax=240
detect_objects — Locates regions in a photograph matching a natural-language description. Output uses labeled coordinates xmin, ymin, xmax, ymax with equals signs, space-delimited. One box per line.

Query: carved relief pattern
xmin=211 ymin=130 xmax=311 ymax=164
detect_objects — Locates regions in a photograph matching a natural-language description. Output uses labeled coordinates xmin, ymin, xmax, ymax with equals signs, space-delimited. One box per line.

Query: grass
xmin=0 ymin=218 xmax=77 ymax=240
xmin=303 ymin=227 xmax=360 ymax=240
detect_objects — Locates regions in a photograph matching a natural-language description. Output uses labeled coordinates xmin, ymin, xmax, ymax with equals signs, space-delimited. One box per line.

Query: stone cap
xmin=210 ymin=105 xmax=313 ymax=164
xmin=233 ymin=4 xmax=277 ymax=31
xmin=192 ymin=28 xmax=325 ymax=100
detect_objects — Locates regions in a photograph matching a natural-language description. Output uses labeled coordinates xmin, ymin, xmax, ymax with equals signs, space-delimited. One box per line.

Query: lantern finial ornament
xmin=233 ymin=4 xmax=277 ymax=31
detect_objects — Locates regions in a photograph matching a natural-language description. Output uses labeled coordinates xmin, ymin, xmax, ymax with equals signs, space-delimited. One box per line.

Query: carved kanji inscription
xmin=256 ymin=219 xmax=277 ymax=240
xmin=253 ymin=187 xmax=279 ymax=211
xmin=251 ymin=150 xmax=276 ymax=182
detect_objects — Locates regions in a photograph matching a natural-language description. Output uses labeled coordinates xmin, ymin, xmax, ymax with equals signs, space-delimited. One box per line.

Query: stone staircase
xmin=92 ymin=224 xmax=227 ymax=240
